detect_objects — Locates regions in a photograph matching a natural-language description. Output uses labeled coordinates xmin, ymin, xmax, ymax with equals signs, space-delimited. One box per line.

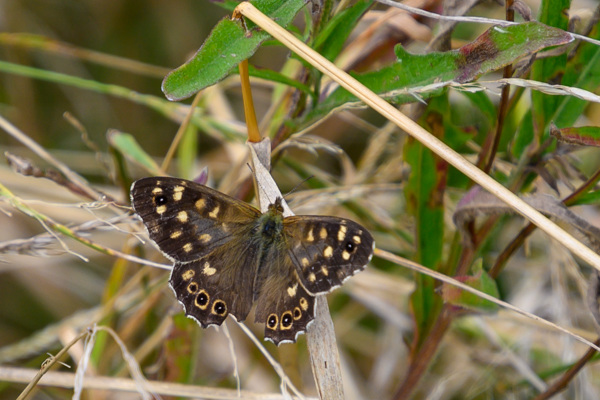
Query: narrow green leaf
xmin=511 ymin=108 xmax=534 ymax=159
xmin=162 ymin=0 xmax=307 ymax=101
xmin=550 ymin=124 xmax=600 ymax=147
xmin=177 ymin=125 xmax=199 ymax=180
xmin=107 ymin=130 xmax=163 ymax=176
xmin=405 ymin=95 xmax=448 ymax=350
xmin=245 ymin=64 xmax=311 ymax=93
xmin=552 ymin=18 xmax=600 ymax=127
xmin=570 ymin=190 xmax=600 ymax=206
xmin=313 ymin=0 xmax=372 ymax=62
xmin=530 ymin=0 xmax=570 ymax=137
xmin=164 ymin=314 xmax=195 ymax=383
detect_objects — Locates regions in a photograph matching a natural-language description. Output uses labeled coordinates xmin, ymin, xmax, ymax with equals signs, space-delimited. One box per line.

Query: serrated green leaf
xmin=162 ymin=0 xmax=307 ymax=101
xmin=304 ymin=22 xmax=572 ymax=125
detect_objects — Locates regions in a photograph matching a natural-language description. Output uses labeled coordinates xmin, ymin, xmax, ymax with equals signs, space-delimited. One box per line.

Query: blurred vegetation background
xmin=2 ymin=0 xmax=600 ymax=399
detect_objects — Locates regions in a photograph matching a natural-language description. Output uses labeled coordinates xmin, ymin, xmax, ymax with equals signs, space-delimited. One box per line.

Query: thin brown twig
xmin=478 ymin=0 xmax=514 ymax=173
xmin=17 ymin=330 xmax=90 ymax=400
xmin=533 ymin=338 xmax=600 ymax=400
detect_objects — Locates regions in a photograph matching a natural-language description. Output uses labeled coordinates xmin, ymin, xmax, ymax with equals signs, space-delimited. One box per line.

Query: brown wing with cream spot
xmin=283 ymin=216 xmax=374 ymax=295
xmin=253 ymin=260 xmax=316 ymax=345
xmin=169 ymin=235 xmax=261 ymax=326
xmin=130 ymin=177 xmax=260 ymax=263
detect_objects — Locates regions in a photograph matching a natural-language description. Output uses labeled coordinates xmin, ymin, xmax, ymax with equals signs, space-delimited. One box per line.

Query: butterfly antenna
xmin=284 ymin=175 xmax=314 ymax=201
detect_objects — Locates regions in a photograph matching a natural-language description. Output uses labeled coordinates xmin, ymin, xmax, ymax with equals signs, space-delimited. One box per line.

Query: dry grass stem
xmin=2 ymin=366 xmax=311 ymax=399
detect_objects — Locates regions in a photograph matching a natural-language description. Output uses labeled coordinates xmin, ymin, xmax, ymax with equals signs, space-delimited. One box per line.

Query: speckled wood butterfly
xmin=131 ymin=177 xmax=374 ymax=345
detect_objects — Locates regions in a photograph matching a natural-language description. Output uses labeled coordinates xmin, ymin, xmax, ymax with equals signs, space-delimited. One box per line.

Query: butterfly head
xmin=267 ymin=197 xmax=285 ymax=215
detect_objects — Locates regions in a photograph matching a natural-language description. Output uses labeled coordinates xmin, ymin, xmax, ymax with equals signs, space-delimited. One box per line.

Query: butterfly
xmin=130 ymin=177 xmax=375 ymax=345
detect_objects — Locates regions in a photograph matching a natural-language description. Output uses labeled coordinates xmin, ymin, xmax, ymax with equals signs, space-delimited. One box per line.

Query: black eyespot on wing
xmin=155 ymin=194 xmax=168 ymax=205
xmin=213 ymin=300 xmax=227 ymax=316
xmin=267 ymin=314 xmax=278 ymax=329
xmin=255 ymin=273 xmax=316 ymax=345
xmin=281 ymin=312 xmax=293 ymax=328
xmin=196 ymin=291 xmax=209 ymax=306
xmin=188 ymin=282 xmax=198 ymax=293
xmin=345 ymin=241 xmax=356 ymax=252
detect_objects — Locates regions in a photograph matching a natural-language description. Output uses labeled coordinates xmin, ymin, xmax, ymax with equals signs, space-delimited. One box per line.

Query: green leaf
xmin=570 ymin=190 xmax=600 ymax=206
xmin=550 ymin=124 xmax=600 ymax=147
xmin=552 ymin=17 xmax=600 ymax=127
xmin=529 ymin=0 xmax=570 ymax=143
xmin=162 ymin=0 xmax=307 ymax=101
xmin=313 ymin=0 xmax=372 ymax=62
xmin=405 ymin=95 xmax=448 ymax=350
xmin=511 ymin=108 xmax=534 ymax=158
xmin=177 ymin=125 xmax=199 ymax=179
xmin=164 ymin=313 xmax=196 ymax=383
xmin=304 ymin=22 xmax=572 ymax=124
xmin=107 ymin=130 xmax=163 ymax=176
xmin=246 ymin=64 xmax=311 ymax=93
xmin=441 ymin=259 xmax=500 ymax=312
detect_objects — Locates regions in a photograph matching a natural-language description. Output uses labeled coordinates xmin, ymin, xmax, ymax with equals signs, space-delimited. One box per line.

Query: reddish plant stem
xmin=392 ymin=306 xmax=454 ymax=400
xmin=533 ymin=338 xmax=600 ymax=400
xmin=477 ymin=0 xmax=514 ymax=173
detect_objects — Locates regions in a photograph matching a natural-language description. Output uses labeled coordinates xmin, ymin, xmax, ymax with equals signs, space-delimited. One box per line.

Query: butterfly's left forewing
xmin=130 ymin=177 xmax=260 ymax=263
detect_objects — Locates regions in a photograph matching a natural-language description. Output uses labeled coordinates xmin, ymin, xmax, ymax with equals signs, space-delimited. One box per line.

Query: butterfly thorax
xmin=256 ymin=199 xmax=285 ymax=244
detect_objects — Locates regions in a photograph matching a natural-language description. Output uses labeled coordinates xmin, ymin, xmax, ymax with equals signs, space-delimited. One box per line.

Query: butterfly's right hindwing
xmin=130 ymin=177 xmax=260 ymax=263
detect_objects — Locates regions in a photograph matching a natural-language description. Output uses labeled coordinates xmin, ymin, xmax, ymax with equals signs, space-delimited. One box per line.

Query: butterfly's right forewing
xmin=130 ymin=177 xmax=260 ymax=263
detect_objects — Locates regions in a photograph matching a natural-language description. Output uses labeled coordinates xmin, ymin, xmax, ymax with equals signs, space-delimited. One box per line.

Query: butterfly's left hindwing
xmin=169 ymin=237 xmax=261 ymax=327
xmin=130 ymin=177 xmax=260 ymax=262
